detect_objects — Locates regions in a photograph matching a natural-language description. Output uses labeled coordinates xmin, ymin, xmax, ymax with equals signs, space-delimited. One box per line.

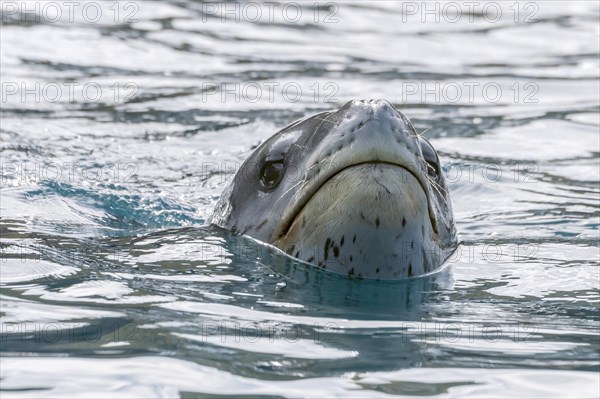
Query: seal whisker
xmin=274 ymin=178 xmax=306 ymax=206
xmin=312 ymin=113 xmax=334 ymax=135
xmin=426 ymin=175 xmax=450 ymax=207
xmin=417 ymin=128 xmax=430 ymax=138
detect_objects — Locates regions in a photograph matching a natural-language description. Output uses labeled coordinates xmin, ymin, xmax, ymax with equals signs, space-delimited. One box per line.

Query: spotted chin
xmin=275 ymin=164 xmax=443 ymax=279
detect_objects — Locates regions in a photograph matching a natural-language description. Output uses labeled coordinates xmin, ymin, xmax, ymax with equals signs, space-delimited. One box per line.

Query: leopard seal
xmin=211 ymin=99 xmax=458 ymax=279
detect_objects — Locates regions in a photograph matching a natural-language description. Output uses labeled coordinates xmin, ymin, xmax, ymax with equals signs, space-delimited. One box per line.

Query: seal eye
xmin=419 ymin=137 xmax=441 ymax=181
xmin=259 ymin=161 xmax=284 ymax=190
xmin=426 ymin=161 xmax=439 ymax=179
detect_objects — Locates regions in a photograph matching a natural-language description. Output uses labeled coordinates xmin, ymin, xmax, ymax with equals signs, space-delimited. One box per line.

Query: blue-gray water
xmin=1 ymin=1 xmax=599 ymax=397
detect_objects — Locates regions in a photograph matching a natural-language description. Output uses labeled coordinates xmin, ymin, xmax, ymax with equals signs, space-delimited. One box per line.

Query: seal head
xmin=211 ymin=99 xmax=457 ymax=279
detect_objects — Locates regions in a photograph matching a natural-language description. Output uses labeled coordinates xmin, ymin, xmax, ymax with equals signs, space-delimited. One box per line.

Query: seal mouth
xmin=277 ymin=161 xmax=439 ymax=240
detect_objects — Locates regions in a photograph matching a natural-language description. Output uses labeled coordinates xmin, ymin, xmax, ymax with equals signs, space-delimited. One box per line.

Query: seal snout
xmin=322 ymin=99 xmax=422 ymax=175
xmin=342 ymin=99 xmax=417 ymax=144
xmin=347 ymin=99 xmax=401 ymax=120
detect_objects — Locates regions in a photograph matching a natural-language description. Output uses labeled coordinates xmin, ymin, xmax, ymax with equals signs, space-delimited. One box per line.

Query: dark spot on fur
xmin=324 ymin=238 xmax=331 ymax=261
xmin=340 ymin=236 xmax=344 ymax=247
xmin=255 ymin=220 xmax=267 ymax=230
xmin=408 ymin=264 xmax=413 ymax=277
xmin=360 ymin=212 xmax=366 ymax=220
xmin=307 ymin=256 xmax=315 ymax=263
xmin=295 ymin=251 xmax=300 ymax=258
xmin=376 ymin=218 xmax=380 ymax=228
xmin=422 ymin=249 xmax=430 ymax=272
xmin=333 ymin=246 xmax=339 ymax=257
xmin=348 ymin=267 xmax=355 ymax=276
xmin=402 ymin=217 xmax=406 ymax=227
xmin=411 ymin=241 xmax=414 ymax=249
xmin=353 ymin=235 xmax=356 ymax=243
xmin=349 ymin=255 xmax=353 ymax=262
xmin=376 ymin=268 xmax=379 ymax=273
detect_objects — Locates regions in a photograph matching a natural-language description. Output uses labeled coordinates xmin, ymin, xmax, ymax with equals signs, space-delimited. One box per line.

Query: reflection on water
xmin=1 ymin=1 xmax=599 ymax=397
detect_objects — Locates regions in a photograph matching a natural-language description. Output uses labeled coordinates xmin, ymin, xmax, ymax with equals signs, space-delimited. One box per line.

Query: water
xmin=1 ymin=1 xmax=599 ymax=397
